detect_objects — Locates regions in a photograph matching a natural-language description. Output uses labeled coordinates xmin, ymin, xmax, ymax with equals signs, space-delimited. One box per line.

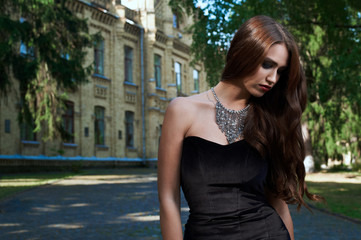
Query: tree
xmin=170 ymin=0 xmax=361 ymax=167
xmin=0 ymin=0 xmax=101 ymax=140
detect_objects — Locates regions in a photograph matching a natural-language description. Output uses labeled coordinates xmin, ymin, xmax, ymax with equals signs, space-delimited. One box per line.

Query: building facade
xmin=0 ymin=0 xmax=208 ymax=164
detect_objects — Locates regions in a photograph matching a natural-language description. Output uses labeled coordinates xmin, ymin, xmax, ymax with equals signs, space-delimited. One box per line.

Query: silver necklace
xmin=211 ymin=87 xmax=250 ymax=144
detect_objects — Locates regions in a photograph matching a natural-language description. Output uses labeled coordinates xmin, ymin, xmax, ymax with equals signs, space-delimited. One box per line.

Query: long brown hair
xmin=222 ymin=15 xmax=322 ymax=209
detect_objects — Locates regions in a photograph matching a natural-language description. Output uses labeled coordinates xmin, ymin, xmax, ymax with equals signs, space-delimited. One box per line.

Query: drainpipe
xmin=126 ymin=19 xmax=146 ymax=164
xmin=140 ymin=27 xmax=146 ymax=164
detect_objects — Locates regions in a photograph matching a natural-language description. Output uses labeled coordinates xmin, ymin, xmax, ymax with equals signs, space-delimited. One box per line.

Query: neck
xmin=212 ymin=81 xmax=250 ymax=111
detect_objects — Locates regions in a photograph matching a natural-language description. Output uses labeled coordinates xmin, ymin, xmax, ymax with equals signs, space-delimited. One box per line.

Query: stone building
xmin=0 ymin=0 xmax=208 ymax=165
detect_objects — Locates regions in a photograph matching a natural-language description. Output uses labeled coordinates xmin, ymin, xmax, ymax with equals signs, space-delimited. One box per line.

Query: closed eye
xmin=262 ymin=58 xmax=288 ymax=75
xmin=262 ymin=61 xmax=274 ymax=69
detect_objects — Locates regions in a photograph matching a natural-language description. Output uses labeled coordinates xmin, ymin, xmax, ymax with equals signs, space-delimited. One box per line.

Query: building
xmin=0 ymin=0 xmax=208 ymax=167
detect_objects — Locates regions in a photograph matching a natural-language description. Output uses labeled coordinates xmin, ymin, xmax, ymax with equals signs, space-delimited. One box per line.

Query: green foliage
xmin=352 ymin=162 xmax=361 ymax=172
xmin=0 ymin=0 xmax=101 ymax=140
xmin=49 ymin=147 xmax=65 ymax=156
xmin=328 ymin=164 xmax=350 ymax=172
xmin=171 ymin=0 xmax=361 ymax=164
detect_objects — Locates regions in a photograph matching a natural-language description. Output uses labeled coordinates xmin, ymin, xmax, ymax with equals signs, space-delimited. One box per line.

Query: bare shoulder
xmin=163 ymin=92 xmax=211 ymax=138
xmin=166 ymin=91 xmax=210 ymax=115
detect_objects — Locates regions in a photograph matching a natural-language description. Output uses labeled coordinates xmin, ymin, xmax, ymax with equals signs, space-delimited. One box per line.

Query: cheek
xmin=258 ymin=68 xmax=268 ymax=74
xmin=243 ymin=79 xmax=254 ymax=89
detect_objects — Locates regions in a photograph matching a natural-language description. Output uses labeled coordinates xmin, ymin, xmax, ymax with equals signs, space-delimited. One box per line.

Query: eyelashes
xmin=261 ymin=61 xmax=287 ymax=75
xmin=262 ymin=61 xmax=273 ymax=69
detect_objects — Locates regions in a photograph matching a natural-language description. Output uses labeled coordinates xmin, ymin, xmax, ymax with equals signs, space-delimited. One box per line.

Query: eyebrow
xmin=264 ymin=57 xmax=287 ymax=68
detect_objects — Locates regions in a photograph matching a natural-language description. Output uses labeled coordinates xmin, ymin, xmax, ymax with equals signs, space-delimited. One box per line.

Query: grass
xmin=0 ymin=171 xmax=77 ymax=201
xmin=306 ymin=173 xmax=361 ymax=220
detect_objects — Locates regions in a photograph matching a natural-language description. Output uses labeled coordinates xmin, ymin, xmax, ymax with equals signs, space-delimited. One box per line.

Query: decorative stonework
xmin=173 ymin=52 xmax=189 ymax=61
xmin=173 ymin=40 xmax=190 ymax=54
xmin=76 ymin=0 xmax=119 ymax=25
xmin=92 ymin=74 xmax=111 ymax=85
xmin=66 ymin=1 xmax=84 ymax=14
xmin=91 ymin=11 xmax=117 ymax=25
xmin=125 ymin=22 xmax=140 ymax=37
xmin=123 ymin=35 xmax=138 ymax=43
xmin=125 ymin=91 xmax=136 ymax=104
xmin=90 ymin=23 xmax=111 ymax=35
xmin=148 ymin=93 xmax=168 ymax=113
xmin=125 ymin=7 xmax=138 ymax=21
xmin=156 ymin=32 xmax=168 ymax=45
xmin=94 ymin=84 xmax=107 ymax=99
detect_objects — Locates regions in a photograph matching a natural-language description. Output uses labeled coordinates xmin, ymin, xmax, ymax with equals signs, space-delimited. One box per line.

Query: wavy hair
xmin=222 ymin=15 xmax=322 ymax=209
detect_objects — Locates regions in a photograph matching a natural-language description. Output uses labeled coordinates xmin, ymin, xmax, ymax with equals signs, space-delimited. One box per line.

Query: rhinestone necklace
xmin=211 ymin=87 xmax=250 ymax=144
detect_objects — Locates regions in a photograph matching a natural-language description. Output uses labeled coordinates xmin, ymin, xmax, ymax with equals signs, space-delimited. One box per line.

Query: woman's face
xmin=242 ymin=43 xmax=288 ymax=98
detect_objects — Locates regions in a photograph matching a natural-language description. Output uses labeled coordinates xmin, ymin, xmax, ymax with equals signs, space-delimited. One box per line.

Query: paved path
xmin=0 ymin=168 xmax=360 ymax=240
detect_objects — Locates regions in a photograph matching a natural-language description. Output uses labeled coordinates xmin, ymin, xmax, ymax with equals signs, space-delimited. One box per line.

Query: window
xmin=5 ymin=120 xmax=10 ymax=133
xmin=193 ymin=69 xmax=199 ymax=92
xmin=124 ymin=46 xmax=133 ymax=83
xmin=154 ymin=54 xmax=162 ymax=88
xmin=125 ymin=111 xmax=134 ymax=148
xmin=158 ymin=124 xmax=162 ymax=146
xmin=62 ymin=101 xmax=74 ymax=143
xmin=173 ymin=13 xmax=179 ymax=28
xmin=175 ymin=62 xmax=182 ymax=93
xmin=21 ymin=121 xmax=36 ymax=141
xmin=118 ymin=130 xmax=122 ymax=140
xmin=94 ymin=106 xmax=105 ymax=145
xmin=94 ymin=40 xmax=104 ymax=75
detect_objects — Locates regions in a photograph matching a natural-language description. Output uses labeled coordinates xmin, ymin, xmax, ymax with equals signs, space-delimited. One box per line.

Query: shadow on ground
xmin=0 ymin=169 xmax=171 ymax=240
xmin=1 ymin=168 xmax=360 ymax=240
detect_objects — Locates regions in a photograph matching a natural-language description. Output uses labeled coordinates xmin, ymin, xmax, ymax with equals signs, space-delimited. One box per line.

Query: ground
xmin=0 ymin=168 xmax=360 ymax=239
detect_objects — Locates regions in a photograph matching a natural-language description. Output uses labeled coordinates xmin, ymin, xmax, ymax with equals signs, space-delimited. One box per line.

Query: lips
xmin=259 ymin=84 xmax=271 ymax=92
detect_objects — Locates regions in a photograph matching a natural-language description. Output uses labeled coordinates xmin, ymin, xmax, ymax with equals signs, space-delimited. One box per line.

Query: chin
xmin=251 ymin=92 xmax=266 ymax=98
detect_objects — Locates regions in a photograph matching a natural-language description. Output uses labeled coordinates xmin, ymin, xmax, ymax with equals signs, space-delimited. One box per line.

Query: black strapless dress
xmin=180 ymin=136 xmax=290 ymax=240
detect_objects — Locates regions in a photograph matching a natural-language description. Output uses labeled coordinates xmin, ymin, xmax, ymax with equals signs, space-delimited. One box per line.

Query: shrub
xmin=351 ymin=162 xmax=361 ymax=172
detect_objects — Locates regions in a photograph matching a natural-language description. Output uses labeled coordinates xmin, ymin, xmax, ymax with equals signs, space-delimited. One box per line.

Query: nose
xmin=266 ymin=69 xmax=278 ymax=85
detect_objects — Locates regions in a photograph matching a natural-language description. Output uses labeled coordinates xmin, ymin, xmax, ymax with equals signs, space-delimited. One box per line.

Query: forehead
xmin=265 ymin=43 xmax=289 ymax=67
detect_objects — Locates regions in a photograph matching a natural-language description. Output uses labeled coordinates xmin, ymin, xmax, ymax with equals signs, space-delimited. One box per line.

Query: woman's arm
xmin=158 ymin=98 xmax=192 ymax=240
xmin=268 ymin=195 xmax=294 ymax=240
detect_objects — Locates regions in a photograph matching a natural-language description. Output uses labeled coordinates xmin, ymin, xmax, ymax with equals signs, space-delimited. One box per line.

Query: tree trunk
xmin=302 ymin=122 xmax=315 ymax=173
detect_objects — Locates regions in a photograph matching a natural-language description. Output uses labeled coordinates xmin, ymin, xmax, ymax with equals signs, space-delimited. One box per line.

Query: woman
xmin=158 ymin=15 xmax=320 ymax=240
